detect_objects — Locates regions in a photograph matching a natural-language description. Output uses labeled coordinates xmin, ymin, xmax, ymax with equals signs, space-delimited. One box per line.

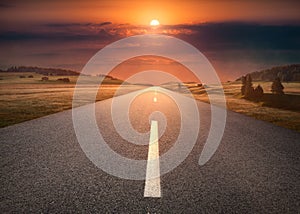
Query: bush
xmin=271 ymin=77 xmax=284 ymax=94
xmin=241 ymin=74 xmax=264 ymax=100
xmin=244 ymin=74 xmax=254 ymax=98
xmin=254 ymin=85 xmax=264 ymax=99
xmin=241 ymin=76 xmax=246 ymax=95
xmin=57 ymin=78 xmax=70 ymax=83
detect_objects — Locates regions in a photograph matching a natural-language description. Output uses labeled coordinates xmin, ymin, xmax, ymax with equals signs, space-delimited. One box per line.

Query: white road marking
xmin=144 ymin=120 xmax=161 ymax=198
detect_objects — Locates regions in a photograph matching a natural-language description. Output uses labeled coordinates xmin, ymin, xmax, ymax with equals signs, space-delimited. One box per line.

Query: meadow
xmin=189 ymin=81 xmax=300 ymax=132
xmin=0 ymin=72 xmax=145 ymax=127
xmin=0 ymin=72 xmax=299 ymax=132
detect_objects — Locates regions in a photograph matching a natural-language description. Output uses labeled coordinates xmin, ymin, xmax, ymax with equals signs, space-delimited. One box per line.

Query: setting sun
xmin=150 ymin=19 xmax=160 ymax=26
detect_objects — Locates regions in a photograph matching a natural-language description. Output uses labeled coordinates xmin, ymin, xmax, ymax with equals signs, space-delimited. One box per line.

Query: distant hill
xmin=1 ymin=66 xmax=80 ymax=76
xmin=236 ymin=64 xmax=300 ymax=82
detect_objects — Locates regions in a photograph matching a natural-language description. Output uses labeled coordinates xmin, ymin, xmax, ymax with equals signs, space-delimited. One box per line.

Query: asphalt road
xmin=1 ymin=87 xmax=300 ymax=213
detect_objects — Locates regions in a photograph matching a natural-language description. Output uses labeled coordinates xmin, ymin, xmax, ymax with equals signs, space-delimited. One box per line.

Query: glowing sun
xmin=150 ymin=19 xmax=160 ymax=26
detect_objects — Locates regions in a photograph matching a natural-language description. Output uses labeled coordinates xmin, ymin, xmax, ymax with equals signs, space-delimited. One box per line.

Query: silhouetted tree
xmin=57 ymin=77 xmax=70 ymax=82
xmin=254 ymin=84 xmax=264 ymax=99
xmin=244 ymin=74 xmax=254 ymax=98
xmin=178 ymin=82 xmax=182 ymax=90
xmin=241 ymin=76 xmax=246 ymax=95
xmin=271 ymin=77 xmax=284 ymax=94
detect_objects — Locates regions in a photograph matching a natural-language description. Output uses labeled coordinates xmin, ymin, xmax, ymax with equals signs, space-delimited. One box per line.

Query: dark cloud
xmin=0 ymin=28 xmax=115 ymax=42
xmin=1 ymin=22 xmax=299 ymax=53
xmin=2 ymin=21 xmax=297 ymax=46
xmin=97 ymin=22 xmax=112 ymax=27
xmin=0 ymin=3 xmax=15 ymax=8
xmin=27 ymin=52 xmax=60 ymax=57
xmin=0 ymin=21 xmax=299 ymax=79
xmin=0 ymin=21 xmax=117 ymax=42
xmin=164 ymin=23 xmax=300 ymax=51
xmin=45 ymin=22 xmax=112 ymax=28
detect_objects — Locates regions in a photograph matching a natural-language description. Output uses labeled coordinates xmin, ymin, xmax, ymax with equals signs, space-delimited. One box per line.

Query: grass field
xmin=0 ymin=72 xmax=144 ymax=127
xmin=1 ymin=72 xmax=300 ymax=132
xmin=189 ymin=81 xmax=300 ymax=132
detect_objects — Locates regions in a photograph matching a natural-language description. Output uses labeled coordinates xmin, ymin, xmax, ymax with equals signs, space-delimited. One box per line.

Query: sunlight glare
xmin=150 ymin=19 xmax=160 ymax=26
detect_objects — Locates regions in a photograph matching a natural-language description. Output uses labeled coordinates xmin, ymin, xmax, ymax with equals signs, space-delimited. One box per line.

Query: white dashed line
xmin=144 ymin=120 xmax=161 ymax=198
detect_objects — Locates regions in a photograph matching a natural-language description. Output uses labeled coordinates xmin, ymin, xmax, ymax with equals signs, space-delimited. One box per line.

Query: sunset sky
xmin=0 ymin=0 xmax=299 ymax=81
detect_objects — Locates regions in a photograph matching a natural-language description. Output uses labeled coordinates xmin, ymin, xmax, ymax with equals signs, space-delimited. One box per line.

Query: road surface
xmin=0 ymin=87 xmax=299 ymax=213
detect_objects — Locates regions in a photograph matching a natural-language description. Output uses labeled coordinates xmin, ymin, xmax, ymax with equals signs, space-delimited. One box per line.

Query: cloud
xmin=170 ymin=22 xmax=300 ymax=52
xmin=1 ymin=22 xmax=299 ymax=52
xmin=0 ymin=27 xmax=115 ymax=42
xmin=0 ymin=3 xmax=14 ymax=8
xmin=97 ymin=22 xmax=112 ymax=27
xmin=45 ymin=22 xmax=112 ymax=28
xmin=0 ymin=21 xmax=299 ymax=80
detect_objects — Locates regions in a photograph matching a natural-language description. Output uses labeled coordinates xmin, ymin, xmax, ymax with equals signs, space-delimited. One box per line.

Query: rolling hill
xmin=236 ymin=64 xmax=300 ymax=82
xmin=2 ymin=66 xmax=80 ymax=76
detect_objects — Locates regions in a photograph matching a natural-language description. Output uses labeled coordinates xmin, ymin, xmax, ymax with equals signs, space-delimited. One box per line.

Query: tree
xmin=271 ymin=77 xmax=284 ymax=94
xmin=241 ymin=76 xmax=246 ymax=95
xmin=254 ymin=85 xmax=264 ymax=99
xmin=244 ymin=74 xmax=254 ymax=98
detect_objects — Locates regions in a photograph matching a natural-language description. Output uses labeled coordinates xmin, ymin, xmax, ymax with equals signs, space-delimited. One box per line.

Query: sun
xmin=150 ymin=19 xmax=160 ymax=26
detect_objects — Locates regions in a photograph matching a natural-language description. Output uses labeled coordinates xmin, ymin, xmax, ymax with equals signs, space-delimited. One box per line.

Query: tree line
xmin=241 ymin=75 xmax=284 ymax=100
xmin=237 ymin=64 xmax=300 ymax=82
xmin=2 ymin=66 xmax=80 ymax=76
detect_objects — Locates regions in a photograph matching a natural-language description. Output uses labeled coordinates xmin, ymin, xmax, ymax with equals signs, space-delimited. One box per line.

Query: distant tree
xmin=244 ymin=74 xmax=254 ymax=98
xmin=271 ymin=77 xmax=284 ymax=94
xmin=41 ymin=77 xmax=49 ymax=81
xmin=62 ymin=78 xmax=70 ymax=82
xmin=241 ymin=76 xmax=246 ymax=95
xmin=57 ymin=78 xmax=70 ymax=82
xmin=293 ymin=73 xmax=300 ymax=82
xmin=178 ymin=82 xmax=182 ymax=90
xmin=254 ymin=85 xmax=264 ymax=99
